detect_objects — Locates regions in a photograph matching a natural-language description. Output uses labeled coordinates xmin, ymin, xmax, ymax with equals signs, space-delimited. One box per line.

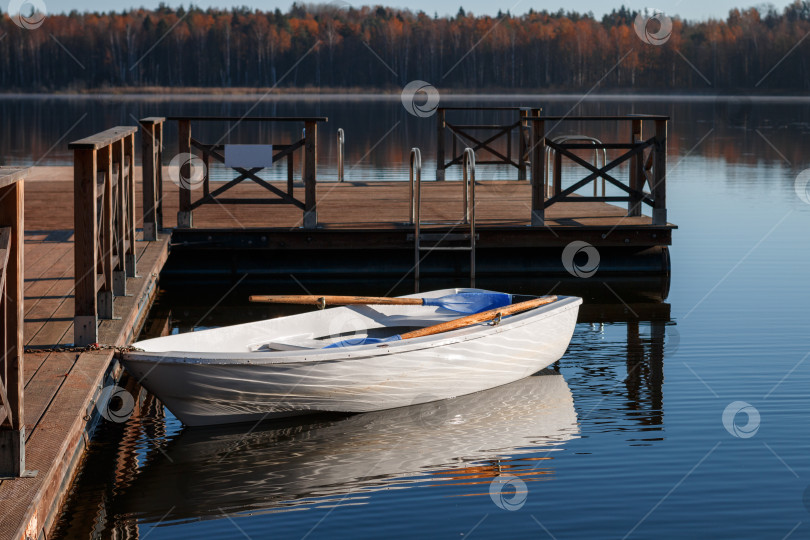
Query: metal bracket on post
xmin=112 ymin=270 xmax=126 ymax=297
xmin=73 ymin=315 xmax=98 ymax=348
xmin=177 ymin=211 xmax=193 ymax=229
xmin=98 ymin=290 xmax=114 ymax=320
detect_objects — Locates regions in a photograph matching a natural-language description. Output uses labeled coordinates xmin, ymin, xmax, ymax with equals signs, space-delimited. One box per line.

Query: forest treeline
xmin=1 ymin=2 xmax=810 ymax=91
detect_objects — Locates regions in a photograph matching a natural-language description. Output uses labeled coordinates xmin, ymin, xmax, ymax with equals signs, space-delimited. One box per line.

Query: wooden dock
xmin=0 ymin=157 xmax=169 ymax=540
xmin=0 ymin=112 xmax=676 ymax=539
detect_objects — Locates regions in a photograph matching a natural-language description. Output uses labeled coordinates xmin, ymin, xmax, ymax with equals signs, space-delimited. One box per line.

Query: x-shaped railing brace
xmin=543 ymin=138 xmax=656 ymax=208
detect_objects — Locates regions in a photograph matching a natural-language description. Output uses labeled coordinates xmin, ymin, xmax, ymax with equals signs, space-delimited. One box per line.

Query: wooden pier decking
xmin=23 ymin=166 xmax=672 ymax=233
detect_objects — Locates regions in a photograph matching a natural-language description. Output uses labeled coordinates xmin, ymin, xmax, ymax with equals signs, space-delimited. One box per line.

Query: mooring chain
xmin=24 ymin=343 xmax=144 ymax=355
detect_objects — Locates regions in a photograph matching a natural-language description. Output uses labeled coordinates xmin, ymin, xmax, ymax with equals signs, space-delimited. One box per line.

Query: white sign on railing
xmin=224 ymin=144 xmax=274 ymax=168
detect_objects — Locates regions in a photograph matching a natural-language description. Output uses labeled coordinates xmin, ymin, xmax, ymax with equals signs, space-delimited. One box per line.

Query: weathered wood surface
xmin=24 ymin=166 xmax=675 ymax=231
xmin=67 ymin=127 xmax=138 ymax=151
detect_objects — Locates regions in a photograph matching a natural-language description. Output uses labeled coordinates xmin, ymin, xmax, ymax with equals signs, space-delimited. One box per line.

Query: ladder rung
xmin=417 ymin=246 xmax=473 ymax=251
xmin=409 ymin=233 xmax=474 ymax=242
xmin=419 ymin=221 xmax=466 ymax=226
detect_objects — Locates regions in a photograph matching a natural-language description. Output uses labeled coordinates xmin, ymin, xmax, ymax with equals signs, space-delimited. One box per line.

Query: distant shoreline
xmin=1 ymin=89 xmax=810 ymax=103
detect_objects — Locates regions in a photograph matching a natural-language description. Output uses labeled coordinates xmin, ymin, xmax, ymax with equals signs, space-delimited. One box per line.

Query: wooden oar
xmin=324 ymin=295 xmax=559 ymax=348
xmin=397 ymin=296 xmax=558 ymax=341
xmin=249 ymin=292 xmax=514 ymax=314
xmin=250 ymin=295 xmax=424 ymax=306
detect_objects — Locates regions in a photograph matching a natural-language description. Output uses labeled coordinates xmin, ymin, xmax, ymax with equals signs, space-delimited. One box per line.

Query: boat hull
xmin=123 ymin=291 xmax=581 ymax=426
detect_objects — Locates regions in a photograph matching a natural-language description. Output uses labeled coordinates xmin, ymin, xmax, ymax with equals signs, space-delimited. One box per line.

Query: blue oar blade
xmin=423 ymin=292 xmax=511 ymax=314
xmin=324 ymin=334 xmax=402 ymax=349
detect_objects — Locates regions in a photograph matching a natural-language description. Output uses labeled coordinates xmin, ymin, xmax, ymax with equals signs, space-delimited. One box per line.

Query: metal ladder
xmin=410 ymin=147 xmax=476 ymax=293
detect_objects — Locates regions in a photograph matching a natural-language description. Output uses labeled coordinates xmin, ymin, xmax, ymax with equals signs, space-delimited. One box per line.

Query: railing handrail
xmin=409 ymin=147 xmax=421 ymax=225
xmin=439 ymin=106 xmax=529 ymax=111
xmin=337 ymin=128 xmax=345 ymax=183
xmin=528 ymin=115 xmax=670 ymax=121
xmin=165 ymin=116 xmax=328 ymax=122
xmin=546 ymin=135 xmax=607 ymax=198
xmin=68 ymin=126 xmax=138 ymax=150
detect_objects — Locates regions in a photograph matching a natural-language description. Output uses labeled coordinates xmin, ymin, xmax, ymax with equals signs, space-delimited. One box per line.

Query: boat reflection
xmin=112 ymin=369 xmax=579 ymax=526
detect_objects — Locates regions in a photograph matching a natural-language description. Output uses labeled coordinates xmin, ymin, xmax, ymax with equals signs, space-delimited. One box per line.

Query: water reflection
xmin=103 ymin=371 xmax=577 ymax=528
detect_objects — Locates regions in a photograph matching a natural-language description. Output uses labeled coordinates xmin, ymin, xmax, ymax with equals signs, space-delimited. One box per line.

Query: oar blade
xmin=323 ymin=335 xmax=402 ymax=349
xmin=423 ymin=292 xmax=512 ymax=314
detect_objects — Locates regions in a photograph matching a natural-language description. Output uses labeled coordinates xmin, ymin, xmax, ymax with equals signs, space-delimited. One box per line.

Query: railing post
xmin=553 ymin=148 xmax=562 ymax=197
xmin=337 ymin=128 xmax=345 ymax=182
xmin=518 ymin=108 xmax=529 ymax=180
xmin=141 ymin=117 xmax=164 ymax=241
xmin=125 ymin=132 xmax=137 ymax=277
xmin=287 ymin=153 xmax=294 ymax=196
xmin=436 ymin=108 xmax=446 ymax=181
xmin=98 ymin=145 xmax=114 ymax=320
xmin=629 ymin=119 xmax=643 ymax=217
xmin=0 ymin=168 xmax=26 ymax=478
xmin=73 ymin=148 xmax=99 ymax=346
xmin=530 ymin=111 xmax=545 ymax=227
xmin=111 ymin=139 xmax=127 ymax=297
xmin=177 ymin=119 xmax=193 ymax=228
xmin=303 ymin=120 xmax=318 ymax=229
xmin=653 ymin=119 xmax=667 ymax=225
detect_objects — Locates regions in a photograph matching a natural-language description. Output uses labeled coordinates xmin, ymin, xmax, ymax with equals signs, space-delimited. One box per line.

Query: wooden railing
xmin=436 ymin=107 xmax=537 ymax=181
xmin=142 ymin=116 xmax=328 ymax=230
xmin=140 ymin=117 xmax=165 ymax=241
xmin=528 ymin=115 xmax=669 ymax=226
xmin=69 ymin=127 xmax=138 ymax=346
xmin=0 ymin=167 xmax=26 ymax=477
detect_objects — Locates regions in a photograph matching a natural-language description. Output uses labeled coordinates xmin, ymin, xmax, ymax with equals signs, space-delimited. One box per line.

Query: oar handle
xmin=249 ymin=295 xmax=424 ymax=308
xmin=398 ymin=296 xmax=558 ymax=341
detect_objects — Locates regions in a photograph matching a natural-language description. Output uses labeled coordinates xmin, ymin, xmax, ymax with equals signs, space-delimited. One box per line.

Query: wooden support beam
xmin=0 ymin=176 xmax=24 ymax=477
xmin=303 ymin=120 xmax=318 ymax=229
xmin=73 ymin=148 xmax=98 ymax=346
xmin=530 ymin=112 xmax=545 ymax=226
xmin=177 ymin=118 xmax=193 ymax=228
xmin=436 ymin=109 xmax=446 ymax=181
xmin=629 ymin=119 xmax=643 ymax=217
xmin=653 ymin=119 xmax=667 ymax=225
xmin=518 ymin=109 xmax=528 ymax=181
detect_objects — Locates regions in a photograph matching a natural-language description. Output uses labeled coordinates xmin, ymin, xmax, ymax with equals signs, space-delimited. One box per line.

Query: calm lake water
xmin=10 ymin=94 xmax=809 ymax=539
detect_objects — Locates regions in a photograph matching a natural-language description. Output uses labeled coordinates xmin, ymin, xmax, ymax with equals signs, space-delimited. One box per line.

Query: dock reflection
xmin=109 ymin=370 xmax=578 ymax=529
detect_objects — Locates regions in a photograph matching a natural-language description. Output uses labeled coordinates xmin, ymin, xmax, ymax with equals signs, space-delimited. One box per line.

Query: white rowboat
xmin=121 ymin=288 xmax=582 ymax=426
